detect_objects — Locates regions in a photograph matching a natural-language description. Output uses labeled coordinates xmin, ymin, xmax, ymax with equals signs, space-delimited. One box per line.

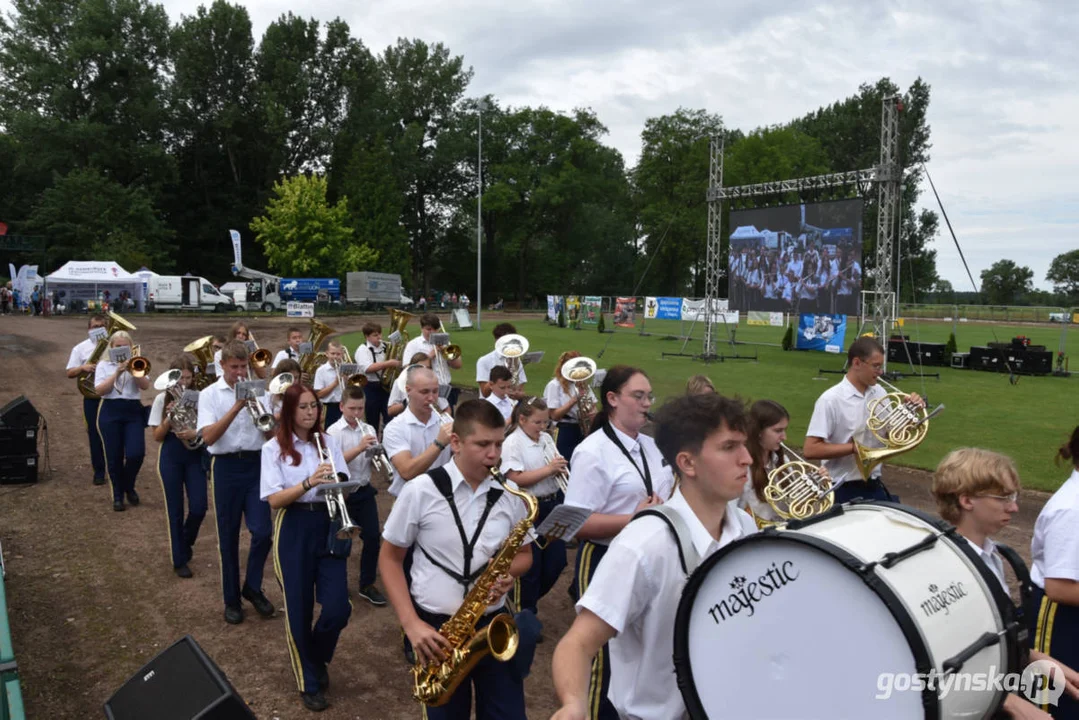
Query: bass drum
xmin=673 ymin=502 xmax=1022 ymax=720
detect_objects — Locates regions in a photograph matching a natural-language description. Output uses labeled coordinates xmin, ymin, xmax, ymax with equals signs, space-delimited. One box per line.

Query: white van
xmin=148 ymin=276 xmax=235 ymax=312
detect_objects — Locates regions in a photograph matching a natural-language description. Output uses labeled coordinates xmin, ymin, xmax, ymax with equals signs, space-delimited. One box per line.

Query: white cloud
xmin=3 ymin=0 xmax=1076 ymax=291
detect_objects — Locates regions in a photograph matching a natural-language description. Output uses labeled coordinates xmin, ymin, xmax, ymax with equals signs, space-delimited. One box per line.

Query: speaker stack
xmin=887 ymin=338 xmax=949 ymax=367
xmin=104 ymin=635 xmax=256 ymax=720
xmin=969 ymin=346 xmax=1053 ymax=375
xmin=0 ymin=395 xmax=40 ymax=485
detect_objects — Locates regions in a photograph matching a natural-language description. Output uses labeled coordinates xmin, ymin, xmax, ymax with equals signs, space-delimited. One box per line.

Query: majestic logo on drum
xmin=919 ymin=581 xmax=969 ymax=617
xmin=707 ymin=561 xmax=799 ymax=623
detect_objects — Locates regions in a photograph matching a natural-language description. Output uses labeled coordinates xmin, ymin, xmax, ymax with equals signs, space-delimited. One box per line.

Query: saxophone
xmin=412 ymin=467 xmax=539 ymax=707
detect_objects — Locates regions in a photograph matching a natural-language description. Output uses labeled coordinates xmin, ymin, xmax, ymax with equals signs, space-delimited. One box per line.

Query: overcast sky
xmin=5 ymin=0 xmax=1076 ymax=293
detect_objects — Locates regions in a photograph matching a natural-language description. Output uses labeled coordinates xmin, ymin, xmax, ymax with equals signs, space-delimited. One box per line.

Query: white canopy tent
xmin=45 ymin=260 xmax=146 ymax=312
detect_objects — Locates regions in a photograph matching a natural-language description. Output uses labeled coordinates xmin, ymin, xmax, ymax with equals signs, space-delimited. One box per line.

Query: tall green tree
xmin=341 ymin=136 xmax=411 ymax=281
xmin=980 ymin=259 xmax=1034 ymax=304
xmin=1047 ymin=249 xmax=1079 ymax=299
xmin=250 ymin=174 xmax=377 ymax=277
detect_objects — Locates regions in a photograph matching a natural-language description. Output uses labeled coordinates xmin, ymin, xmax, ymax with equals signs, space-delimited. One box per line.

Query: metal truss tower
xmin=870 ymin=96 xmax=902 ymax=339
xmin=702 ymin=134 xmax=725 ymax=359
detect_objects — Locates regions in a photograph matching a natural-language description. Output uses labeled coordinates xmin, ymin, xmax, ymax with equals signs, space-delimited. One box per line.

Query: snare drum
xmin=674 ymin=502 xmax=1023 ymax=719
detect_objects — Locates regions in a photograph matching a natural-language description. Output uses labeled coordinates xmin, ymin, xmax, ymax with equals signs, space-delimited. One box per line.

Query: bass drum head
xmin=674 ymin=535 xmax=927 ymax=720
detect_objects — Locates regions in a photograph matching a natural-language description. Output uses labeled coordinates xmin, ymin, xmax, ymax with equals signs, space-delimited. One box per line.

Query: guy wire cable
xmin=921 ymin=162 xmax=1017 ymax=384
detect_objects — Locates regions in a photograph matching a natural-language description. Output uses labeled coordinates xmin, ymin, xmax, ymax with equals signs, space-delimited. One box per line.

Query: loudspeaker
xmin=0 ymin=453 xmax=38 ymax=485
xmin=0 ymin=395 xmax=39 ymax=429
xmin=104 ymin=636 xmax=256 ymax=720
xmin=887 ymin=340 xmax=949 ymax=367
xmin=0 ymin=425 xmax=39 ymax=455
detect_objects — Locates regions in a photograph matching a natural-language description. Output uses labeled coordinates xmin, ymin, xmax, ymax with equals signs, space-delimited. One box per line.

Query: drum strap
xmin=635 ymin=506 xmax=700 ymax=576
xmin=995 ymin=543 xmax=1034 ymax=608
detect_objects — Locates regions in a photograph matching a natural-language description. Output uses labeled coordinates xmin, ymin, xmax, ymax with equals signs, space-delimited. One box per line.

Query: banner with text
xmin=796 ymin=314 xmax=848 ymax=353
xmin=614 ymin=297 xmax=637 ymax=328
xmin=566 ymin=296 xmax=581 ymax=324
xmin=286 ymin=301 xmax=315 ymax=318
xmin=547 ymin=295 xmax=561 ymax=322
xmin=644 ymin=296 xmax=683 ymax=320
xmin=748 ymin=311 xmax=786 ymax=327
xmin=583 ymin=296 xmax=602 ymax=324
xmin=681 ymin=298 xmax=737 ymax=323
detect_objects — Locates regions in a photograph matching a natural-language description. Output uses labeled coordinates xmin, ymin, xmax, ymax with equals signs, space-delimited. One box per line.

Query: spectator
xmin=31 ymin=285 xmax=41 ymax=315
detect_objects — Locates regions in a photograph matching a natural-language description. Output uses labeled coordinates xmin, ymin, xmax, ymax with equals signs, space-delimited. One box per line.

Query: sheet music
xmin=89 ymin=327 xmax=108 ymax=342
xmin=535 ymin=504 xmax=591 ymax=542
xmin=108 ymin=346 xmax=131 ymax=363
xmin=521 ymin=351 xmax=544 ymax=365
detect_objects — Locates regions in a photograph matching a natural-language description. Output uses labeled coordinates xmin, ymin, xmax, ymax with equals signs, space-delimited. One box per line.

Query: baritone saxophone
xmin=412 ymin=468 xmax=538 ymax=707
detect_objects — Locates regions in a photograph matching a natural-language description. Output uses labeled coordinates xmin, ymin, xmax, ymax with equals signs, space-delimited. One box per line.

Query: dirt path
xmin=0 ymin=313 xmax=1048 ymax=719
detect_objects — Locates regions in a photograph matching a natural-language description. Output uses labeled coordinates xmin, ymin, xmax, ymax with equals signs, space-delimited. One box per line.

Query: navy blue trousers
xmin=833 ymin=477 xmax=898 ymax=504
xmin=323 ymin=402 xmax=342 ymax=430
xmin=344 ymin=484 xmax=381 ymax=589
xmin=1028 ymin=584 xmax=1079 ymax=719
xmin=555 ymin=422 xmax=584 ymax=464
xmin=516 ymin=492 xmax=567 ymax=616
xmin=83 ymin=397 xmax=106 ymax=481
xmin=98 ymin=399 xmax=145 ymax=502
xmin=157 ymin=435 xmax=207 ymax=568
xmin=572 ymin=541 xmax=615 ymax=720
xmin=209 ymin=454 xmax=271 ymax=608
xmin=273 ymin=504 xmax=351 ymax=695
xmin=364 ymin=383 xmax=391 ymax=432
xmin=416 ymin=607 xmax=526 ymax=720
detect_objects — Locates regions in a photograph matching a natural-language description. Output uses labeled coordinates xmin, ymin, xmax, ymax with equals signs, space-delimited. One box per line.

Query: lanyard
xmin=602 ymin=423 xmax=653 ymax=496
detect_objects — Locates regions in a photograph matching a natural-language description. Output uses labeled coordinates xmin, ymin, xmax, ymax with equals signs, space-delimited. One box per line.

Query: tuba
xmin=299 ymin=319 xmax=335 ymax=386
xmin=761 ymin=444 xmax=835 ymax=525
xmin=412 ymin=467 xmax=538 ymax=707
xmin=77 ymin=312 xmax=137 ymax=399
xmin=560 ymin=356 xmax=597 ymax=435
xmin=184 ymin=335 xmax=217 ymax=390
xmin=495 ymin=334 xmax=528 ymax=389
xmin=853 ymin=378 xmax=944 ymax=479
xmin=154 ymin=369 xmax=203 ymax=450
xmin=380 ymin=308 xmax=414 ymax=391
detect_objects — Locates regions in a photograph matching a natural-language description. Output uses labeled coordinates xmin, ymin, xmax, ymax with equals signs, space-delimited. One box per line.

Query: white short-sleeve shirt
xmin=402 ymin=337 xmax=435 ymax=367
xmin=94 ymin=360 xmax=144 ymax=400
xmin=484 ymin=393 xmax=515 ymax=420
xmin=382 ymin=459 xmax=532 ymax=616
xmin=67 ymin=338 xmax=97 ymax=371
xmin=965 ymin=536 xmax=1007 ymax=590
xmin=564 ymin=423 xmax=675 ymax=545
xmin=737 ymin=461 xmax=780 ymax=523
xmin=805 ymin=377 xmax=887 ymax=484
xmin=389 ymin=375 xmax=449 ymax=411
xmin=501 ymin=427 xmax=560 ymax=498
xmin=543 ymin=378 xmax=595 ymax=423
xmin=577 ymin=489 xmax=756 ymax=720
xmin=197 ymin=376 xmax=265 ymax=454
xmin=381 ymin=406 xmax=452 ymax=496
xmin=1031 ymin=469 xmax=1079 ymax=588
xmin=259 ymin=432 xmax=349 ymax=503
xmin=355 ymin=342 xmax=387 ymax=383
xmin=326 ymin=416 xmax=376 ymax=486
xmin=149 ymin=390 xmax=199 ymax=428
xmin=475 ymin=349 xmax=528 ymax=385
xmin=272 ymin=348 xmax=300 ymax=369
xmin=314 ymin=363 xmax=341 ymax=403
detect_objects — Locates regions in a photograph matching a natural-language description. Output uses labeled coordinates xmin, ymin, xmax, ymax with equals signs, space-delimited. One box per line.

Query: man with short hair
xmin=272 ymin=327 xmax=304 ymax=368
xmin=551 ymin=393 xmax=756 ymax=720
xmin=402 ymin=313 xmax=463 ymax=408
xmin=484 ymin=366 xmax=516 ymax=422
xmin=355 ymin=322 xmax=400 ymax=432
xmin=314 ymin=339 xmax=345 ymax=427
xmin=66 ymin=313 xmax=109 ymax=485
xmin=381 ymin=366 xmax=453 ymax=498
xmin=476 ymin=322 xmax=528 ymax=399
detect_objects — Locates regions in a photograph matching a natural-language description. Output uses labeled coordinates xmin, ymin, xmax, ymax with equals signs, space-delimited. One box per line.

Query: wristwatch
xmin=433 ymin=439 xmax=447 ymax=451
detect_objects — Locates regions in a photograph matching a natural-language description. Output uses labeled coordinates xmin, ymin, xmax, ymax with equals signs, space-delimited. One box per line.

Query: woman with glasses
xmin=562 ymin=365 xmax=674 ymax=720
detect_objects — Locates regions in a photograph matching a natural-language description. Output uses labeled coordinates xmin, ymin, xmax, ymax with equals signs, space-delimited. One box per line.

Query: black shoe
xmin=317 ymin=664 xmax=329 ymax=691
xmin=242 ymin=586 xmax=275 ymax=618
xmin=224 ymin=605 xmax=244 ymax=625
xmin=174 ymin=564 xmax=193 ymax=579
xmin=93 ymin=476 xmax=106 ymax=486
xmin=358 ymin=585 xmax=387 ymax=606
xmin=300 ymin=691 xmax=329 ymax=712
xmin=125 ymin=490 xmax=140 ymax=506
xmin=112 ymin=500 xmax=125 ymax=512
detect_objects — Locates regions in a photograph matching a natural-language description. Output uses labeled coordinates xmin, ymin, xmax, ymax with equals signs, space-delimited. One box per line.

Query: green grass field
xmin=340 ymin=316 xmax=1078 ymax=493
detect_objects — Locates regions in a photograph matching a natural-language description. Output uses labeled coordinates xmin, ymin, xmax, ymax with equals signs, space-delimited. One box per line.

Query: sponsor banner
xmin=681 ymin=298 xmax=735 ymax=323
xmin=286 ymin=301 xmax=315 ymax=318
xmin=583 ymin=296 xmax=602 ymax=324
xmin=614 ymin=297 xmax=636 ymax=328
xmin=748 ymin=311 xmax=786 ymax=327
xmin=644 ymin=296 xmax=682 ymax=320
xmin=546 ymin=295 xmax=559 ymax=322
xmin=229 ymin=229 xmax=243 ymax=271
xmin=567 ymin=296 xmax=581 ymax=324
xmin=796 ymin=314 xmax=848 ymax=353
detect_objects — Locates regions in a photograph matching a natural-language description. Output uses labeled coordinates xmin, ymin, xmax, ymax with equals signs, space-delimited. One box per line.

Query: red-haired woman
xmin=260 ymin=384 xmax=351 ymax=713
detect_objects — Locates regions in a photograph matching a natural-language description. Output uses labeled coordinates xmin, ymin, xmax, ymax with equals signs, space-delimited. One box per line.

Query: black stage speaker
xmin=887 ymin=340 xmax=948 ymax=367
xmin=0 ymin=395 xmax=39 ymax=429
xmin=103 ymin=636 xmax=256 ymax=720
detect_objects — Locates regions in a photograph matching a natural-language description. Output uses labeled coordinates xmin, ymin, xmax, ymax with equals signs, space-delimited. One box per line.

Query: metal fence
xmin=899 ymin=304 xmax=1077 ymax=324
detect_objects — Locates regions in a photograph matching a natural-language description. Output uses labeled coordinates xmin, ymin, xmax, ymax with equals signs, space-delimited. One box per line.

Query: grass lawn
xmin=339 ymin=316 xmax=1078 ymax=493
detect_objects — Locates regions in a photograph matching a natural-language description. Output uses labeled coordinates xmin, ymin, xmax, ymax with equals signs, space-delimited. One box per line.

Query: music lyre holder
xmin=315 ymin=480 xmax=362 ymax=495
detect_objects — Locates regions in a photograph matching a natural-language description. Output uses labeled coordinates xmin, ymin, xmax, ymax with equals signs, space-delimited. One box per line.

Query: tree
xmin=250 ymin=174 xmax=377 ymax=277
xmin=980 ymin=259 xmax=1034 ymax=305
xmin=1047 ymin=249 xmax=1079 ymax=298
xmin=341 ymin=136 xmax=411 ymax=280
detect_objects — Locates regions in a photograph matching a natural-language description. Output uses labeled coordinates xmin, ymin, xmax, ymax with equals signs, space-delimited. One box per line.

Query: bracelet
xmin=302 ymin=479 xmax=310 ymax=491
xmin=433 ymin=440 xmax=446 ymax=451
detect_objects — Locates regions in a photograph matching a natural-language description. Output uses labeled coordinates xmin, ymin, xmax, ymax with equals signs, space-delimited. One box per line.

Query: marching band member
xmin=262 ymin=383 xmax=352 ymax=713
xmin=552 ymin=392 xmax=756 ymax=720
xmin=387 ymin=352 xmax=445 ymax=419
xmin=382 ymin=366 xmax=453 ymax=498
xmin=563 ymin=365 xmax=674 ymax=720
xmin=326 ymin=385 xmax=388 ymax=607
xmin=66 ymin=313 xmax=108 ymax=486
xmin=476 ymin=322 xmax=528 ymax=399
xmin=544 ymin=351 xmax=597 ymax=462
xmin=685 ymin=374 xmax=716 ymax=395
xmin=273 ymin=327 xmax=304 ymax=369
xmin=212 ymin=322 xmax=266 ymax=380
xmin=314 ymin=339 xmax=345 ymax=428
xmin=739 ymin=400 xmax=789 ymax=526
xmin=355 ymin=322 xmax=399 ymax=431
xmin=94 ymin=330 xmax=151 ymax=512
xmin=1029 ymin=426 xmax=1079 ymax=719
xmin=402 ymin=313 xmax=463 ymax=407
xmin=932 ymin=448 xmax=1079 ymax=719
xmin=197 ymin=340 xmax=276 ymax=625
xmin=501 ymin=397 xmax=568 ymax=619
xmin=209 ymin=335 xmax=227 ymax=379
xmin=149 ymin=356 xmax=207 ymax=578
xmin=803 ymin=336 xmax=922 ymax=503
xmin=379 ymin=400 xmax=533 ymax=720
xmin=266 ymin=359 xmax=302 ymax=419
xmin=483 ymin=366 xmax=516 ymax=423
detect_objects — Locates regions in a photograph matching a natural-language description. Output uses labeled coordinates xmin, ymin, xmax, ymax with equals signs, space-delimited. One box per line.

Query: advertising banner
xmin=547 ymin=295 xmax=559 ymax=322
xmin=583 ymin=296 xmax=602 ymax=324
xmin=566 ymin=296 xmax=581 ymax=324
xmin=286 ymin=301 xmax=315 ymax=318
xmin=644 ymin=297 xmax=683 ymax=320
xmin=748 ymin=311 xmax=786 ymax=327
xmin=796 ymin=314 xmax=848 ymax=353
xmin=613 ymin=297 xmax=636 ymax=328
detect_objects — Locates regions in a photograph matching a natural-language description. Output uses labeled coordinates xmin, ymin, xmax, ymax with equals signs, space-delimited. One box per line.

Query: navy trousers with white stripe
xmin=83 ymin=397 xmax=106 ymax=482
xmin=210 ymin=454 xmax=271 ymax=608
xmin=1028 ymin=584 xmax=1079 ymax=719
xmin=157 ymin=434 xmax=207 ymax=568
xmin=98 ymin=399 xmax=145 ymax=502
xmin=572 ymin=540 xmax=616 ymax=720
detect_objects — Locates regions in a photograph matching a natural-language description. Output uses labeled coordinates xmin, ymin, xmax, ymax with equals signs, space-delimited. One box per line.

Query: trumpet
xmin=542 ymin=436 xmax=570 ymax=493
xmin=129 ymin=346 xmax=151 ymax=378
xmin=362 ymin=426 xmax=394 ymax=486
xmin=336 ymin=347 xmax=367 ymax=390
xmin=313 ymin=432 xmax=360 ymax=540
xmin=762 ymin=444 xmax=835 ymax=524
xmin=429 ymin=400 xmax=454 ymax=427
xmin=854 ymin=378 xmax=944 ymax=479
xmin=236 ymin=379 xmax=275 ymax=433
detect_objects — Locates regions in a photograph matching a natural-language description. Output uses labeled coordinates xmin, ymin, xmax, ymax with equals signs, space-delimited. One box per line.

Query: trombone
xmin=248 ymin=331 xmax=273 ymax=379
xmin=313 ymin=432 xmax=361 ymax=540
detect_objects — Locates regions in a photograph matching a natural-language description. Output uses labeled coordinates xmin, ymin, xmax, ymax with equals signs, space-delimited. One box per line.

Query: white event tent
xmin=45 ymin=260 xmax=146 ymax=312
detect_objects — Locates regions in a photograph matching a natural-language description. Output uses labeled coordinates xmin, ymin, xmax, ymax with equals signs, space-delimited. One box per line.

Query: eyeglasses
xmin=979 ymin=492 xmax=1018 ymax=503
xmin=623 ymin=390 xmax=655 ymax=403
